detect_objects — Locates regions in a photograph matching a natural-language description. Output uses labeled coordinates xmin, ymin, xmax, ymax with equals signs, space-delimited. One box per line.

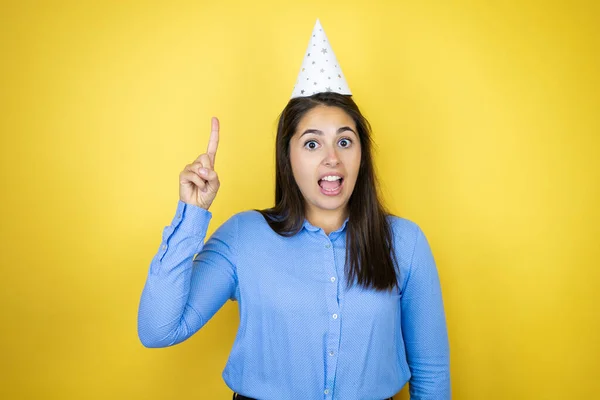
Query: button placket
xmin=324 ymin=236 xmax=340 ymax=398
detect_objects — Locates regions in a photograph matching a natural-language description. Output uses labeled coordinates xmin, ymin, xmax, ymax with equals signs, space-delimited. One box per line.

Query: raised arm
xmin=137 ymin=117 xmax=238 ymax=347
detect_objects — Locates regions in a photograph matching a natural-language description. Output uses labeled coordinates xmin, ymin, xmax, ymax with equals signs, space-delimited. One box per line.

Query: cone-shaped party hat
xmin=290 ymin=19 xmax=352 ymax=98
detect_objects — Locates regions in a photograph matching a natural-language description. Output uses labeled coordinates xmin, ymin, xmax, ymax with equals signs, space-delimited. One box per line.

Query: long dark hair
xmin=256 ymin=92 xmax=399 ymax=292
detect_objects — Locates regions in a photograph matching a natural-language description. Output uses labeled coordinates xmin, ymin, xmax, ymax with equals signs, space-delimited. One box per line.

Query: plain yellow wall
xmin=1 ymin=0 xmax=598 ymax=398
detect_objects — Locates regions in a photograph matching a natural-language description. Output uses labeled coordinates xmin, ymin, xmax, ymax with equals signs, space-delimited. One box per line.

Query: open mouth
xmin=318 ymin=177 xmax=344 ymax=192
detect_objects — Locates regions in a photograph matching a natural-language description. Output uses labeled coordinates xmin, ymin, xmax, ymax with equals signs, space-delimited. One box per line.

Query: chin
xmin=312 ymin=196 xmax=349 ymax=212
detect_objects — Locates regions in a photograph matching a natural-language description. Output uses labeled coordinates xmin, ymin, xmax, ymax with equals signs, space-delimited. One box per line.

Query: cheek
xmin=289 ymin=148 xmax=301 ymax=175
xmin=290 ymin=152 xmax=313 ymax=186
xmin=295 ymin=164 xmax=315 ymax=187
xmin=343 ymin=151 xmax=362 ymax=174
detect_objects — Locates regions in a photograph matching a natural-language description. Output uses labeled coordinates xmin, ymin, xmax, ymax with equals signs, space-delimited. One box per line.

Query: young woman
xmin=137 ymin=92 xmax=451 ymax=400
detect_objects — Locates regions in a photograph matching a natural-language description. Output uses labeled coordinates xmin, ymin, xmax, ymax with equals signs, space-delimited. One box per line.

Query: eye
xmin=303 ymin=140 xmax=319 ymax=150
xmin=339 ymin=138 xmax=352 ymax=148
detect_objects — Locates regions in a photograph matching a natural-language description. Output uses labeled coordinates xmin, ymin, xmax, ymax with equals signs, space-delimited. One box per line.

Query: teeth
xmin=321 ymin=176 xmax=342 ymax=181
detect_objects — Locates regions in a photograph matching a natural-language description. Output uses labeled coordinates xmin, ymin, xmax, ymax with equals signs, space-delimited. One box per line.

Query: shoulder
xmin=205 ymin=210 xmax=274 ymax=249
xmin=386 ymin=214 xmax=422 ymax=242
xmin=385 ymin=214 xmax=430 ymax=260
xmin=216 ymin=209 xmax=273 ymax=235
xmin=229 ymin=209 xmax=269 ymax=225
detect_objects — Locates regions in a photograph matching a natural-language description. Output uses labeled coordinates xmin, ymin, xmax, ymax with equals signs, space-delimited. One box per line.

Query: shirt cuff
xmin=171 ymin=200 xmax=213 ymax=236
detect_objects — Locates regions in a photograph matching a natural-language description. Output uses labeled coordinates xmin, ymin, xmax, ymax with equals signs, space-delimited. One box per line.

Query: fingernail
xmin=199 ymin=168 xmax=208 ymax=175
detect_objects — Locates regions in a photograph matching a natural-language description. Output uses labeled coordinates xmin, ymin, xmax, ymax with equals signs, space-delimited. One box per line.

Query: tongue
xmin=319 ymin=179 xmax=341 ymax=190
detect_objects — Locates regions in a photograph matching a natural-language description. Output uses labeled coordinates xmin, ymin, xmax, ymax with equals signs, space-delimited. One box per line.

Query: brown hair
xmin=256 ymin=92 xmax=399 ymax=292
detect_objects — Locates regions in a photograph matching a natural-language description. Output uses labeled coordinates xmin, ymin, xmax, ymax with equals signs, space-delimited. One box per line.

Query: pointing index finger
xmin=207 ymin=116 xmax=219 ymax=167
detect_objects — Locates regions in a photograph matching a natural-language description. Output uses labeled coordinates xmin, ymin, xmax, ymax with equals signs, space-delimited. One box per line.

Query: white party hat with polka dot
xmin=291 ymin=19 xmax=352 ymax=98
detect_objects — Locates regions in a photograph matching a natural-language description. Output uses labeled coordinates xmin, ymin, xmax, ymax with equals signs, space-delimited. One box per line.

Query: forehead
xmin=296 ymin=105 xmax=356 ymax=131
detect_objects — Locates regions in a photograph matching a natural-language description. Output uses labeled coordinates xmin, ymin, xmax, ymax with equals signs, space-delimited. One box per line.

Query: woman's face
xmin=289 ymin=105 xmax=362 ymax=220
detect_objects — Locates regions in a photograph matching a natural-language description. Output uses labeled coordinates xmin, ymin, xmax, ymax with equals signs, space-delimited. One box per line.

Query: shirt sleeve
xmin=401 ymin=226 xmax=451 ymax=399
xmin=137 ymin=200 xmax=238 ymax=348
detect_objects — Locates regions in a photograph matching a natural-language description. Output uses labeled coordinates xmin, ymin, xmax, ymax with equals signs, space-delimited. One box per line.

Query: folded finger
xmin=199 ymin=168 xmax=218 ymax=184
xmin=191 ymin=154 xmax=212 ymax=170
xmin=180 ymin=171 xmax=206 ymax=191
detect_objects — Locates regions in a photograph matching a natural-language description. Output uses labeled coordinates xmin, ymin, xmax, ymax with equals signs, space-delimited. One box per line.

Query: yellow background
xmin=1 ymin=0 xmax=598 ymax=399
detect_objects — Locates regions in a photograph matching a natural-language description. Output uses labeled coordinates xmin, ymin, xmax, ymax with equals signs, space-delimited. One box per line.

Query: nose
xmin=323 ymin=145 xmax=340 ymax=167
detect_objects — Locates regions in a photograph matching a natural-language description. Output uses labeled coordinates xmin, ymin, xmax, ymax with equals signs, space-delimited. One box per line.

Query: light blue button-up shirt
xmin=138 ymin=201 xmax=450 ymax=399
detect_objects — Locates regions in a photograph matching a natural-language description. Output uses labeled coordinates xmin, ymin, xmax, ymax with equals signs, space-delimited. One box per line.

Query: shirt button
xmin=329 ymin=351 xmax=335 ymax=356
xmin=332 ymin=313 xmax=338 ymax=319
xmin=330 ymin=277 xmax=336 ymax=282
xmin=161 ymin=244 xmax=167 ymax=250
xmin=325 ymin=244 xmax=331 ymax=248
xmin=177 ymin=213 xmax=182 ymax=219
xmin=324 ymin=389 xmax=329 ymax=394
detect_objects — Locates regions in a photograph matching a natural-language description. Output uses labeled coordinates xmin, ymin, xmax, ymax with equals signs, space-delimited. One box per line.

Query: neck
xmin=305 ymin=208 xmax=349 ymax=235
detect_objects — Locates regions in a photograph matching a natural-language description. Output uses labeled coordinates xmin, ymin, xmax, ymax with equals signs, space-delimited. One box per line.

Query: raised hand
xmin=179 ymin=117 xmax=221 ymax=210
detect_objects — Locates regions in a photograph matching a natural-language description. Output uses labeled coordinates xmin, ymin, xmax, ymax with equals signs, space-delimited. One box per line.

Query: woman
xmin=138 ymin=19 xmax=449 ymax=400
xmin=138 ymin=93 xmax=450 ymax=400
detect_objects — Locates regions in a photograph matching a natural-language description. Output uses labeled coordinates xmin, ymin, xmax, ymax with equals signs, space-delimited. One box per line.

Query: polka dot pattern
xmin=138 ymin=201 xmax=450 ymax=399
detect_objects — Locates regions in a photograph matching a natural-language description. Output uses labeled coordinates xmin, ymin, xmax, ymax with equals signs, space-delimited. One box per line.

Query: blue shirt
xmin=137 ymin=201 xmax=450 ymax=400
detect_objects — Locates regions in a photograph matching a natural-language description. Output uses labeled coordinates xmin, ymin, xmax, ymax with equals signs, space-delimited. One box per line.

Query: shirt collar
xmin=302 ymin=216 xmax=350 ymax=235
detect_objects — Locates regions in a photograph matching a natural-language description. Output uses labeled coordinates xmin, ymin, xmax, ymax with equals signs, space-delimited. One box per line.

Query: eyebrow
xmin=300 ymin=126 xmax=357 ymax=137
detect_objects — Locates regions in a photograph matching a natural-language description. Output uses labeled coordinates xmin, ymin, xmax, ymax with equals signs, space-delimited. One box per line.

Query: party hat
xmin=291 ymin=19 xmax=352 ymax=98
